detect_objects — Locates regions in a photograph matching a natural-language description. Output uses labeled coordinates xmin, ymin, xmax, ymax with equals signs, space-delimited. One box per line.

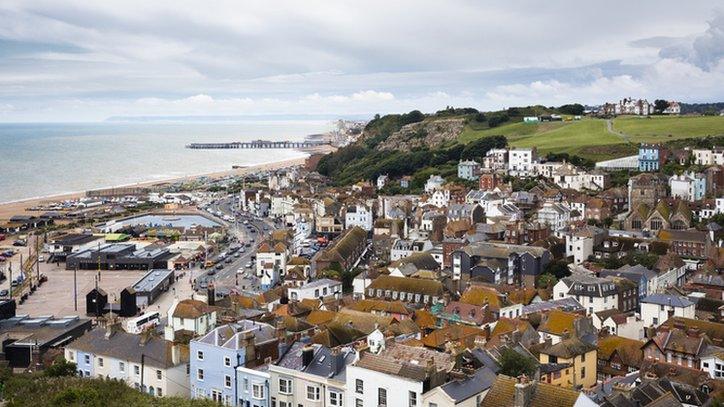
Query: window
xmin=430 ymin=403 xmax=438 ymax=407
xmin=134 ymin=365 xmax=140 ymax=375
xmin=197 ymin=368 xmax=204 ymax=381
xmin=279 ymin=378 xmax=292 ymax=394
xmin=84 ymin=354 xmax=90 ymax=364
xmin=330 ymin=391 xmax=342 ymax=406
xmin=306 ymin=385 xmax=320 ymax=401
xmin=378 ymin=388 xmax=387 ymax=406
xmin=356 ymin=399 xmax=363 ymax=407
xmin=197 ymin=350 xmax=204 ymax=360
xmin=157 ymin=387 xmax=162 ymax=397
xmin=409 ymin=391 xmax=417 ymax=406
xmin=68 ymin=352 xmax=75 ymax=361
xmin=224 ymin=356 xmax=231 ymax=367
xmin=252 ymin=383 xmax=265 ymax=399
xmin=581 ymin=366 xmax=586 ymax=379
xmin=156 ymin=370 xmax=162 ymax=380
xmin=581 ymin=353 xmax=586 ymax=362
xmin=224 ymin=375 xmax=232 ymax=389
xmin=355 ymin=379 xmax=364 ymax=394
xmin=244 ymin=378 xmax=249 ymax=390
xmin=98 ymin=357 xmax=104 ymax=367
xmin=119 ymin=362 xmax=125 ymax=372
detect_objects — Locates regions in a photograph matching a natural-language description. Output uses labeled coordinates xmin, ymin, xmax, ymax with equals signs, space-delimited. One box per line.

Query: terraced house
xmin=65 ymin=326 xmax=189 ymax=397
xmin=190 ymin=321 xmax=279 ymax=404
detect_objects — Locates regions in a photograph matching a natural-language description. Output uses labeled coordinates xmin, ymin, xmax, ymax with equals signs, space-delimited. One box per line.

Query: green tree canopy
xmin=499 ymin=348 xmax=537 ymax=377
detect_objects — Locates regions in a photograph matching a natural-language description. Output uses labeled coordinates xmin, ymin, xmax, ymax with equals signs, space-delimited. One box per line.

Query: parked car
xmin=12 ymin=240 xmax=26 ymax=247
xmin=0 ymin=289 xmax=8 ymax=297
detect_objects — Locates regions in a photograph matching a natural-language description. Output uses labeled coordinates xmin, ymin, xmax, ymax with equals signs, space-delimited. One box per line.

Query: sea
xmin=0 ymin=121 xmax=332 ymax=203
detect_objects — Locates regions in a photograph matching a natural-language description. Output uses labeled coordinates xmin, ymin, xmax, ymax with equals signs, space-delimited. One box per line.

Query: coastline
xmin=0 ymin=149 xmax=329 ymax=220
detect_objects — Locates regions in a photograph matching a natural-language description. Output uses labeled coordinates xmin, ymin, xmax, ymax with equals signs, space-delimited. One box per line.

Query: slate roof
xmin=440 ymin=367 xmax=497 ymax=402
xmin=641 ymin=294 xmax=694 ymax=308
xmin=67 ymin=327 xmax=184 ymax=369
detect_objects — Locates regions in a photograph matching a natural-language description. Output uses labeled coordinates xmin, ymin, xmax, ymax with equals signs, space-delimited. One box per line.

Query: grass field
xmin=612 ymin=115 xmax=724 ymax=143
xmin=458 ymin=115 xmax=724 ymax=161
xmin=508 ymin=119 xmax=629 ymax=160
xmin=458 ymin=120 xmax=567 ymax=144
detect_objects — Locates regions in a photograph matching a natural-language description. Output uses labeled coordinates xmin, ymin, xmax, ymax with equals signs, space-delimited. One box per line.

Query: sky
xmin=0 ymin=1 xmax=723 ymax=122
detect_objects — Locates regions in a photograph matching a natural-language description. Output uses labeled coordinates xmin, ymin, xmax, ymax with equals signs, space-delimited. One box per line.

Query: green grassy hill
xmin=612 ymin=115 xmax=724 ymax=143
xmin=459 ymin=115 xmax=724 ymax=161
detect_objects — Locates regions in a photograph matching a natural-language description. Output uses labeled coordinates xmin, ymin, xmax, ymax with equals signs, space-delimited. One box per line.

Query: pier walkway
xmin=186 ymin=140 xmax=329 ymax=149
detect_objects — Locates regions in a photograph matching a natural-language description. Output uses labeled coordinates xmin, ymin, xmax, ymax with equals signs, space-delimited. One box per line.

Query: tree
xmin=487 ymin=114 xmax=509 ymax=128
xmin=499 ymin=348 xmax=537 ymax=377
xmin=44 ymin=358 xmax=77 ymax=377
xmin=536 ymin=273 xmax=558 ymax=289
xmin=558 ymin=103 xmax=585 ymax=115
xmin=544 ymin=259 xmax=571 ymax=280
xmin=474 ymin=112 xmax=487 ymax=123
xmin=654 ymin=99 xmax=670 ymax=114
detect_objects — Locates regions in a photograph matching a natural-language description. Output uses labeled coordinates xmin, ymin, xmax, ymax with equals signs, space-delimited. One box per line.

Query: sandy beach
xmin=0 ymin=145 xmax=333 ymax=221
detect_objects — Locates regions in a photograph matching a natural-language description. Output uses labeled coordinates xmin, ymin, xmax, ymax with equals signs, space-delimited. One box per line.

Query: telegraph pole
xmin=8 ymin=262 xmax=12 ymax=298
xmin=73 ymin=266 xmax=78 ymax=311
xmin=140 ymin=354 xmax=145 ymax=391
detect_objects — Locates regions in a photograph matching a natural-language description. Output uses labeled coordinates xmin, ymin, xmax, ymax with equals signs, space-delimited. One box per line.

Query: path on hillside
xmin=606 ymin=119 xmax=631 ymax=143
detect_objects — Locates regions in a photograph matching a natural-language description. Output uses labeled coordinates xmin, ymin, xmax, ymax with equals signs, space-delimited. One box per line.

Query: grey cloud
xmin=659 ymin=12 xmax=724 ymax=70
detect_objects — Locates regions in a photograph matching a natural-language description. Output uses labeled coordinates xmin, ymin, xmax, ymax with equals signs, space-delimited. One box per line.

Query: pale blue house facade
xmin=190 ymin=321 xmax=276 ymax=405
xmin=236 ymin=365 xmax=271 ymax=407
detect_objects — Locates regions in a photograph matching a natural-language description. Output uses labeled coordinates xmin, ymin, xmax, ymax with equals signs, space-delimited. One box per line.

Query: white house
xmin=507 ymin=148 xmax=537 ymax=177
xmin=458 ymin=160 xmax=480 ymax=180
xmin=377 ymin=174 xmax=389 ymax=190
xmin=270 ymin=342 xmax=357 ymax=407
xmin=553 ymin=272 xmax=619 ymax=315
xmin=692 ymin=148 xmax=724 ymax=166
xmin=482 ymin=148 xmax=508 ymax=171
xmin=345 ymin=204 xmax=373 ymax=231
xmin=345 ymin=344 xmax=454 ymax=407
xmin=602 ymin=314 xmax=645 ymax=340
xmin=640 ymin=294 xmax=695 ymax=328
xmin=65 ymin=327 xmax=189 ymax=397
xmin=164 ymin=299 xmax=217 ymax=342
xmin=390 ymin=238 xmax=433 ymax=261
xmin=425 ymin=175 xmax=445 ymax=193
xmin=287 ymin=278 xmax=342 ymax=301
xmin=537 ymin=202 xmax=571 ymax=231
xmin=669 ymin=172 xmax=706 ymax=201
xmin=429 ymin=189 xmax=451 ymax=208
xmin=701 ymin=347 xmax=724 ymax=379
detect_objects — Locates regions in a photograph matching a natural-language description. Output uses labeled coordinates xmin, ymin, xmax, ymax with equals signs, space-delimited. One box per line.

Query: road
xmin=195 ymin=194 xmax=279 ymax=294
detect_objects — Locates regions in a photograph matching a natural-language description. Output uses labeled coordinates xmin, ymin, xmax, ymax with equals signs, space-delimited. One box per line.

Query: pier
xmin=186 ymin=139 xmax=329 ymax=149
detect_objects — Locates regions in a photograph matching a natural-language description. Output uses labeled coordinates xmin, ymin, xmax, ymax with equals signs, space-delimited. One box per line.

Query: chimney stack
xmin=514 ymin=375 xmax=535 ymax=407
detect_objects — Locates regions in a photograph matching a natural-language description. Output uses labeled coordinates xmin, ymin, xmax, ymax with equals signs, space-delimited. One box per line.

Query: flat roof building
xmin=66 ymin=243 xmax=175 ymax=270
xmin=0 ymin=315 xmax=92 ymax=368
xmin=130 ymin=269 xmax=175 ymax=308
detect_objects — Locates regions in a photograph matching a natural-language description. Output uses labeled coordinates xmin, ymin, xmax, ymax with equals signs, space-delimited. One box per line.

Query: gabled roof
xmin=538 ymin=309 xmax=580 ymax=336
xmin=536 ymin=336 xmax=596 ymax=359
xmin=480 ymin=375 xmax=582 ymax=407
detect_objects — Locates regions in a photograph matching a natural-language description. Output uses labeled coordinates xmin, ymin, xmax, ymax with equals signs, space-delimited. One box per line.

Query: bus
xmin=124 ymin=311 xmax=160 ymax=334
